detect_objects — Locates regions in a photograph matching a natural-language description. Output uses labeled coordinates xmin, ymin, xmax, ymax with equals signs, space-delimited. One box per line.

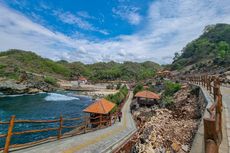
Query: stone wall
xmin=190 ymin=85 xmax=214 ymax=153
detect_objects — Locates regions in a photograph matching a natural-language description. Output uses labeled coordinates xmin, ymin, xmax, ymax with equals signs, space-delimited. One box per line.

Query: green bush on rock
xmin=44 ymin=76 xmax=57 ymax=86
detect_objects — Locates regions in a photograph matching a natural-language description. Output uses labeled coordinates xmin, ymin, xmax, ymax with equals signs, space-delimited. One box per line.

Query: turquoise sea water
xmin=0 ymin=91 xmax=92 ymax=148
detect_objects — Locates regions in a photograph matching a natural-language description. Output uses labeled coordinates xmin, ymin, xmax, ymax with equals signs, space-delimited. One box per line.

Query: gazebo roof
xmin=83 ymin=98 xmax=116 ymax=114
xmin=135 ymin=90 xmax=160 ymax=100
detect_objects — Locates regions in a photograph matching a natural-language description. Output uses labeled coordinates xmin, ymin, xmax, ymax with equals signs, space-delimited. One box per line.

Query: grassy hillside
xmin=171 ymin=23 xmax=230 ymax=72
xmin=0 ymin=49 xmax=161 ymax=81
xmin=0 ymin=50 xmax=71 ymax=80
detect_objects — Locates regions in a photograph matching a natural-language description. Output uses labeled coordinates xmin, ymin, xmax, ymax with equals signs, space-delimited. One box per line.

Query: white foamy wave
xmin=0 ymin=93 xmax=31 ymax=97
xmin=45 ymin=93 xmax=80 ymax=101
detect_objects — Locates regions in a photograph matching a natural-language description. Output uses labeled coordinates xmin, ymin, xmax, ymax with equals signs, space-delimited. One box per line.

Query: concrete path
xmin=190 ymin=85 xmax=229 ymax=153
xmin=13 ymin=92 xmax=137 ymax=153
xmin=220 ymin=86 xmax=230 ymax=153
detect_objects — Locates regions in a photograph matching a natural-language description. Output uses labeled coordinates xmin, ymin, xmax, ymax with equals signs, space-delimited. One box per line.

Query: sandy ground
xmin=58 ymin=80 xmax=118 ymax=98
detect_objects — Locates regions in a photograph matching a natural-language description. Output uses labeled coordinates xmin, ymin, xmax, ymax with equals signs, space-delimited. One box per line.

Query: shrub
xmin=164 ymin=81 xmax=181 ymax=96
xmin=106 ymin=85 xmax=128 ymax=105
xmin=116 ymin=82 xmax=122 ymax=90
xmin=162 ymin=96 xmax=174 ymax=106
xmin=133 ymin=83 xmax=144 ymax=95
xmin=44 ymin=76 xmax=57 ymax=86
xmin=0 ymin=64 xmax=6 ymax=69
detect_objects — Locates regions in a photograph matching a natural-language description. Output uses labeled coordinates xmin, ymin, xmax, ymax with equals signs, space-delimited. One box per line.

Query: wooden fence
xmin=0 ymin=92 xmax=130 ymax=153
xmin=184 ymin=75 xmax=223 ymax=153
xmin=0 ymin=114 xmax=113 ymax=153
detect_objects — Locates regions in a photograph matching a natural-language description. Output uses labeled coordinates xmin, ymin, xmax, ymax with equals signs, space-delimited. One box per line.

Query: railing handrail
xmin=0 ymin=92 xmax=130 ymax=153
xmin=182 ymin=75 xmax=223 ymax=153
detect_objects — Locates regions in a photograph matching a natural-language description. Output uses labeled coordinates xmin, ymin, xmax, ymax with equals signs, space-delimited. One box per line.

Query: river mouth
xmin=0 ymin=91 xmax=92 ymax=148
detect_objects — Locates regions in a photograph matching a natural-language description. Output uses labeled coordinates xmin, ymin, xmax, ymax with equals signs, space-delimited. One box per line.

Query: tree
xmin=217 ymin=41 xmax=230 ymax=59
xmin=173 ymin=52 xmax=180 ymax=61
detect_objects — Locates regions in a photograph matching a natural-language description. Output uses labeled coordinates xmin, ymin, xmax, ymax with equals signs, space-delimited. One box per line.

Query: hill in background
xmin=170 ymin=23 xmax=230 ymax=74
xmin=0 ymin=49 xmax=161 ymax=82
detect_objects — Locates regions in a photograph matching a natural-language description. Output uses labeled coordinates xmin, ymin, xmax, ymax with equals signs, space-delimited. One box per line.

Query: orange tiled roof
xmin=135 ymin=90 xmax=160 ymax=99
xmin=83 ymin=98 xmax=116 ymax=114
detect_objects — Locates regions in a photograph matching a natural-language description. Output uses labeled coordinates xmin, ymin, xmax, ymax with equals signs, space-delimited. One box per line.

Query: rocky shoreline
xmin=0 ymin=79 xmax=54 ymax=95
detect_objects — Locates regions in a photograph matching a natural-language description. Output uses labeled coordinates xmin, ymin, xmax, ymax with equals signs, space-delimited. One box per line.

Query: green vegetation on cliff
xmin=0 ymin=49 xmax=160 ymax=81
xmin=106 ymin=85 xmax=128 ymax=105
xmin=171 ymin=23 xmax=230 ymax=71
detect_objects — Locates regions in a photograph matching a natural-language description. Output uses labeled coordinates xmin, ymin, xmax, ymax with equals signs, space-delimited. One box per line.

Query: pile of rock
xmin=219 ymin=71 xmax=230 ymax=85
xmin=134 ymin=85 xmax=202 ymax=153
xmin=136 ymin=109 xmax=198 ymax=153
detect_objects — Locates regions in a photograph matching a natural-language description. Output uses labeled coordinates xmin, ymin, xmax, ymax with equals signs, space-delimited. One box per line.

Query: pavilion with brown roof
xmin=83 ymin=98 xmax=116 ymax=127
xmin=134 ymin=90 xmax=160 ymax=106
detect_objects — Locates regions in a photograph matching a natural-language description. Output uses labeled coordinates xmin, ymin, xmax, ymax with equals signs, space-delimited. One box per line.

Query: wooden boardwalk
xmin=12 ymin=92 xmax=137 ymax=153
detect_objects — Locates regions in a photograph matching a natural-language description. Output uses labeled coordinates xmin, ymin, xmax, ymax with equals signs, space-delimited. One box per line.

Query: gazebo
xmin=83 ymin=98 xmax=116 ymax=128
xmin=135 ymin=90 xmax=160 ymax=106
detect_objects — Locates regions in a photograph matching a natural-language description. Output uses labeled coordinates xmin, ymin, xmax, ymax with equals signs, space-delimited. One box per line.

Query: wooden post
xmin=4 ymin=116 xmax=15 ymax=153
xmin=203 ymin=118 xmax=218 ymax=150
xmin=208 ymin=77 xmax=212 ymax=93
xmin=207 ymin=76 xmax=209 ymax=92
xmin=99 ymin=114 xmax=102 ymax=128
xmin=217 ymin=94 xmax=223 ymax=144
xmin=205 ymin=139 xmax=218 ymax=153
xmin=202 ymin=76 xmax=205 ymax=87
xmin=214 ymin=86 xmax=218 ymax=101
xmin=84 ymin=116 xmax=88 ymax=133
xmin=109 ymin=113 xmax=112 ymax=126
xmin=204 ymin=76 xmax=206 ymax=87
xmin=57 ymin=115 xmax=63 ymax=140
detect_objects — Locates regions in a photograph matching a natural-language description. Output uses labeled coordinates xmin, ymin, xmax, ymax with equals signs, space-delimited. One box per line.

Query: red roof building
xmin=83 ymin=98 xmax=116 ymax=114
xmin=135 ymin=90 xmax=160 ymax=106
xmin=83 ymin=98 xmax=116 ymax=128
xmin=135 ymin=90 xmax=160 ymax=100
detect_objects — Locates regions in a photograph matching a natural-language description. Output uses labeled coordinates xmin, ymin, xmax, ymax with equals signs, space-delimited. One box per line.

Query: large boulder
xmin=0 ymin=80 xmax=28 ymax=94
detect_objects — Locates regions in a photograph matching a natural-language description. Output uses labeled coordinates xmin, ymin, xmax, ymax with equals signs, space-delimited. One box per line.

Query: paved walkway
xmin=12 ymin=92 xmax=136 ymax=153
xmin=190 ymin=85 xmax=229 ymax=153
xmin=220 ymin=86 xmax=230 ymax=153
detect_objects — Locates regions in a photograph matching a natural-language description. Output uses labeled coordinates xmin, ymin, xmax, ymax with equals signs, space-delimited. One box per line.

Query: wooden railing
xmin=184 ymin=75 xmax=223 ymax=153
xmin=0 ymin=114 xmax=114 ymax=153
xmin=0 ymin=92 xmax=130 ymax=153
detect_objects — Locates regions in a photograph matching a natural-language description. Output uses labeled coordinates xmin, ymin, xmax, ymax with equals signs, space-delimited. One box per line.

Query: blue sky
xmin=0 ymin=0 xmax=230 ymax=64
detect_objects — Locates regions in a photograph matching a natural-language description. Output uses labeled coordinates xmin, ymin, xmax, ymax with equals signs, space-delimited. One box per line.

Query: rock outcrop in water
xmin=0 ymin=80 xmax=28 ymax=94
xmin=0 ymin=79 xmax=54 ymax=95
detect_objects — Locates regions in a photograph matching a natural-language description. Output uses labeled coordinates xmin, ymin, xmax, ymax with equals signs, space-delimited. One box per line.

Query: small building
xmin=78 ymin=76 xmax=87 ymax=84
xmin=134 ymin=90 xmax=160 ymax=106
xmin=83 ymin=98 xmax=116 ymax=128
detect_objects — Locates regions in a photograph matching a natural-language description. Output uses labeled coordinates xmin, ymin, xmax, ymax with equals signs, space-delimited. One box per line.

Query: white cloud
xmin=112 ymin=6 xmax=142 ymax=25
xmin=53 ymin=10 xmax=109 ymax=35
xmin=0 ymin=0 xmax=230 ymax=64
xmin=77 ymin=11 xmax=95 ymax=19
